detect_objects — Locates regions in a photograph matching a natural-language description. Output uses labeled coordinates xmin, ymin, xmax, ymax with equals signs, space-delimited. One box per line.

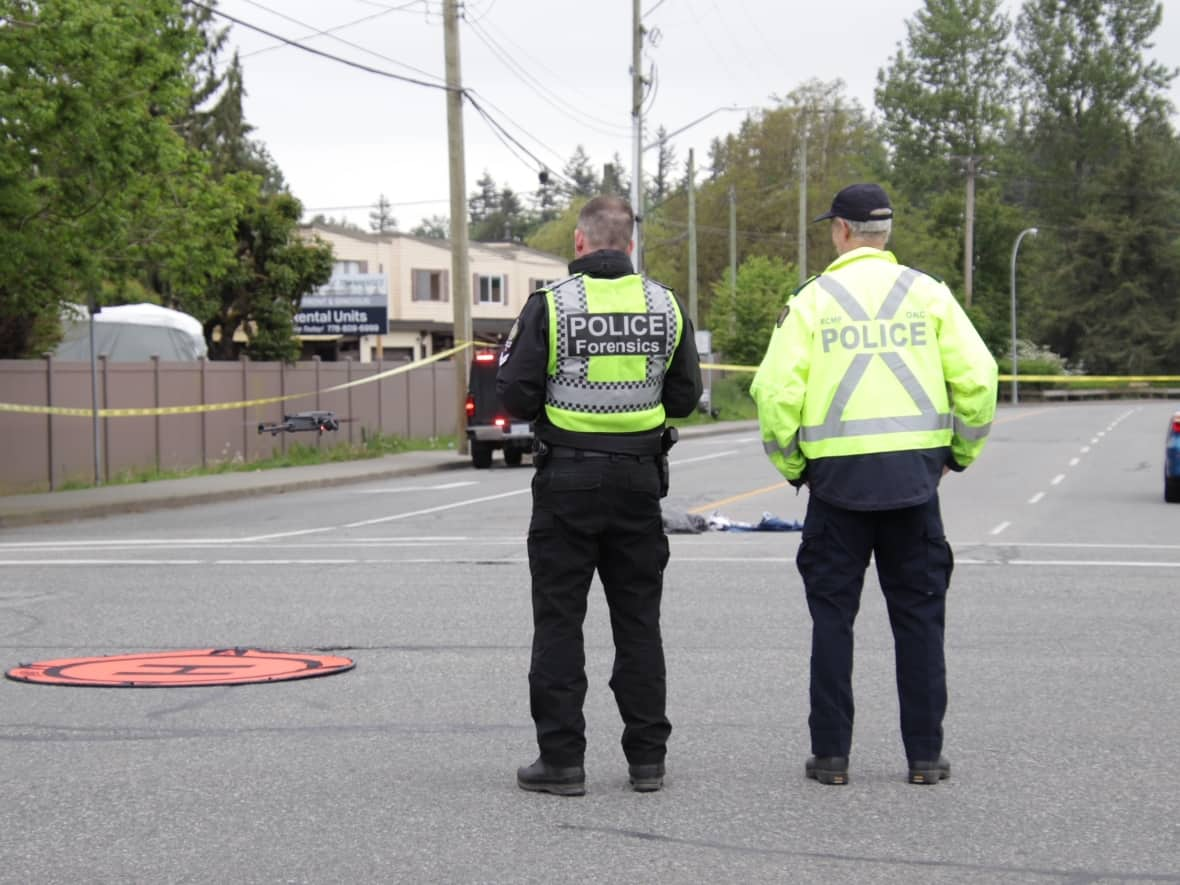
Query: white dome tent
xmin=55 ymin=303 xmax=207 ymax=361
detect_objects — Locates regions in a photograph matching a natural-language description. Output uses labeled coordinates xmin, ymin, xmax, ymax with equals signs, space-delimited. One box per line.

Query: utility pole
xmin=630 ymin=0 xmax=644 ymax=272
xmin=963 ymin=155 xmax=977 ymax=308
xmin=443 ymin=0 xmax=471 ymax=455
xmin=797 ymin=119 xmax=808 ymax=286
xmin=728 ymin=184 xmax=737 ymax=300
xmin=686 ymin=148 xmax=698 ymax=327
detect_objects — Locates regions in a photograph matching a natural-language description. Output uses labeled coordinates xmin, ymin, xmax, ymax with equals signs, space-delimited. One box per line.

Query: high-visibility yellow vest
xmin=751 ymin=248 xmax=997 ymax=480
xmin=543 ymin=273 xmax=684 ymax=435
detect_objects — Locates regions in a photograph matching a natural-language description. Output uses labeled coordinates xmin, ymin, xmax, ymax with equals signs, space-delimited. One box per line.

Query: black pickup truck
xmin=464 ymin=349 xmax=533 ymax=468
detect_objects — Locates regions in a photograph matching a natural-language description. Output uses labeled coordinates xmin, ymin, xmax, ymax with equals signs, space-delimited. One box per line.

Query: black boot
xmin=805 ymin=755 xmax=849 ymax=785
xmin=517 ymin=758 xmax=586 ymax=796
xmin=907 ymin=756 xmax=951 ymax=785
xmin=628 ymin=762 xmax=665 ymax=793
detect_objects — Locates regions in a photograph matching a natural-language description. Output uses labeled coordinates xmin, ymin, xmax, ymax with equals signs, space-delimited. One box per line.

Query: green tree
xmin=648 ymin=127 xmax=677 ymax=207
xmin=531 ymin=169 xmax=562 ymax=224
xmin=471 ymin=186 xmax=529 ymax=242
xmin=0 ymin=0 xmax=236 ymax=357
xmin=705 ymin=254 xmax=798 ymax=375
xmin=562 ymin=146 xmax=600 ymax=200
xmin=643 ymin=81 xmax=884 ymax=332
xmin=602 ymin=152 xmax=628 ymax=196
xmin=411 ymin=215 xmax=449 ymax=239
xmin=875 ymin=0 xmax=1013 ymax=198
xmin=525 ymin=199 xmax=586 ymax=263
xmin=468 ymin=170 xmax=499 ymax=224
xmin=1013 ymin=0 xmax=1179 ymax=371
xmin=369 ymin=194 xmax=397 ymax=233
xmin=202 ymin=189 xmax=333 ymax=361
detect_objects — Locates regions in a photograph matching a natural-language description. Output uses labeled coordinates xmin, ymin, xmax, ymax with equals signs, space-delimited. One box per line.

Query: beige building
xmin=298 ymin=223 xmax=569 ymax=363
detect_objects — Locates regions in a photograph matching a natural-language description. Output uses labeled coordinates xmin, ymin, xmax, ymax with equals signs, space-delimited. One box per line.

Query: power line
xmin=465 ymin=92 xmax=577 ymax=189
xmin=464 ymin=16 xmax=630 ymax=137
xmin=199 ymin=1 xmax=586 ymax=198
xmin=237 ymin=3 xmax=406 ymax=61
xmin=189 ymin=0 xmax=452 ymax=92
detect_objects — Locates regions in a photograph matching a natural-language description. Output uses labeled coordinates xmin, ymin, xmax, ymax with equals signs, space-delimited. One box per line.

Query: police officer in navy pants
xmin=752 ymin=184 xmax=997 ymax=785
xmin=497 ymin=195 xmax=702 ymax=796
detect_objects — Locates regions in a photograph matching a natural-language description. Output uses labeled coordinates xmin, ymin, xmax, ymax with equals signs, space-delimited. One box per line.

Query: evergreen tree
xmin=369 ymin=194 xmax=398 ymax=233
xmin=1014 ymin=0 xmax=1179 ymax=371
xmin=562 ymin=146 xmax=600 ymax=199
xmin=602 ymin=155 xmax=628 ymax=197
xmin=875 ymin=0 xmax=1013 ymax=199
xmin=468 ymin=170 xmax=499 ymax=224
xmin=649 ymin=127 xmax=677 ymax=207
xmin=531 ymin=170 xmax=562 ymax=224
xmin=411 ymin=215 xmax=449 ymax=239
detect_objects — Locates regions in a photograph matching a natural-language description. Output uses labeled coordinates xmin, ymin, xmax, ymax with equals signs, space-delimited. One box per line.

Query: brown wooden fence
xmin=0 ymin=356 xmax=457 ymax=494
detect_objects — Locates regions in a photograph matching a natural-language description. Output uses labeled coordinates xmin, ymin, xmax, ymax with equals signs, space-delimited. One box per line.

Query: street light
xmin=1010 ymin=227 xmax=1038 ymax=405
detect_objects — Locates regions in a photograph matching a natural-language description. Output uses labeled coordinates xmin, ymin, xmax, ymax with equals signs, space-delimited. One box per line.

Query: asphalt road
xmin=1 ymin=401 xmax=1178 ymax=884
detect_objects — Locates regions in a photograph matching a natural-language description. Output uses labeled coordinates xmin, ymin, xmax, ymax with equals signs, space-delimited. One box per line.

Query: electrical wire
xmin=464 ymin=16 xmax=631 ymax=137
xmin=463 ymin=88 xmax=569 ymax=167
xmin=233 ymin=3 xmax=405 ymax=61
xmin=465 ymin=92 xmax=577 ymax=189
xmin=233 ymin=0 xmax=446 ymax=83
xmin=471 ymin=11 xmax=631 ymax=132
xmin=189 ymin=0 xmax=452 ymax=91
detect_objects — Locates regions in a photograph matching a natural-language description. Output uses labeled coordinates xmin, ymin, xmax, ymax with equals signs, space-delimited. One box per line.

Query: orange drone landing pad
xmin=5 ymin=648 xmax=355 ymax=687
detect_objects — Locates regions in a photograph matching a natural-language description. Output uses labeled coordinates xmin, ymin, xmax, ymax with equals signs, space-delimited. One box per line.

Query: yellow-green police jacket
xmin=751 ymin=247 xmax=997 ymax=509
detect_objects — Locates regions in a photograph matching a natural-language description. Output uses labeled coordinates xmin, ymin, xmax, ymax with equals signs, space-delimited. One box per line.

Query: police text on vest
xmin=566 ymin=312 xmax=668 ymax=357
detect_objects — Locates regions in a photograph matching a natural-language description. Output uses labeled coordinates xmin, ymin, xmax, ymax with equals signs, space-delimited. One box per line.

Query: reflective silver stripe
xmin=545 ymin=275 xmax=676 ymax=414
xmin=804 ymin=267 xmax=949 ymax=444
xmin=954 ymin=416 xmax=992 ymax=441
xmin=879 ymin=351 xmax=936 ymax=414
xmin=800 ymin=412 xmax=952 ymax=443
xmin=551 ymin=275 xmax=590 ymax=381
xmin=817 ymin=276 xmax=870 ymax=321
xmin=877 ymin=268 xmax=920 ymax=320
xmin=762 ymin=435 xmax=799 ymax=460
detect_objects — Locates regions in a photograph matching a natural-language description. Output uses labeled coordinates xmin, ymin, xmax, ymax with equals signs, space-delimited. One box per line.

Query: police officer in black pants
xmin=497 ymin=195 xmax=702 ymax=796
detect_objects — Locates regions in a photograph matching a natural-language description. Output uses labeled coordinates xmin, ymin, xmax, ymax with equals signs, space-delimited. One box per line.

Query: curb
xmin=1 ymin=421 xmax=759 ymax=529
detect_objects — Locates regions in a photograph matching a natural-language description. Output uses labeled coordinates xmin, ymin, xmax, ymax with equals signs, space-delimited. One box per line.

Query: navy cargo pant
xmin=796 ymin=492 xmax=954 ymax=762
xmin=526 ymin=450 xmax=671 ymax=767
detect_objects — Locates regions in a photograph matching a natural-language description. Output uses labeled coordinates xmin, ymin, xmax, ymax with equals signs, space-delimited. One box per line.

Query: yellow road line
xmin=688 ymin=480 xmax=790 ymax=515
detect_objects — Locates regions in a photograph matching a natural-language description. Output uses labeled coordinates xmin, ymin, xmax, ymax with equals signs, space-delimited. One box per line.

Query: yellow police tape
xmin=3 ymin=349 xmax=1178 ymax=419
xmin=0 ymin=341 xmax=479 ymax=418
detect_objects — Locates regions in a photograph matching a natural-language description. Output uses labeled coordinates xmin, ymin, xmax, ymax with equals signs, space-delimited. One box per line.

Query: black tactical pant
xmin=526 ymin=451 xmax=670 ymax=767
xmin=796 ymin=492 xmax=954 ymax=762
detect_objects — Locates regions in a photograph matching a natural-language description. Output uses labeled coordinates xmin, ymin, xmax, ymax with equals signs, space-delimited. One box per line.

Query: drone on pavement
xmin=257 ymin=410 xmax=341 ymax=436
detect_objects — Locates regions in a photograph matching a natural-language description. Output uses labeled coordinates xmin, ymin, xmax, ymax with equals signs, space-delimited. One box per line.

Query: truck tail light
xmin=465 ymin=395 xmax=475 ymax=418
xmin=1172 ymin=415 xmax=1180 ymax=433
xmin=474 ymin=351 xmax=497 ymax=363
xmin=495 ymin=416 xmax=508 ymax=431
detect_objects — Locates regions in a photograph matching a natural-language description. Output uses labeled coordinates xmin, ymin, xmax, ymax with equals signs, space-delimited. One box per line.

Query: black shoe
xmin=908 ymin=756 xmax=951 ymax=785
xmin=805 ymin=755 xmax=849 ymax=785
xmin=517 ymin=758 xmax=586 ymax=796
xmin=628 ymin=762 xmax=664 ymax=793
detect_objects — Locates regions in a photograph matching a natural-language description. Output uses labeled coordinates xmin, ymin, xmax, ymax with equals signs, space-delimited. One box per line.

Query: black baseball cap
xmin=812 ymin=183 xmax=893 ymax=223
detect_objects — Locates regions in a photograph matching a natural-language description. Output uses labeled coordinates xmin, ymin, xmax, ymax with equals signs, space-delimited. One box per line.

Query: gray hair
xmin=577 ymin=195 xmax=634 ymax=251
xmin=845 ymin=218 xmax=892 ymax=241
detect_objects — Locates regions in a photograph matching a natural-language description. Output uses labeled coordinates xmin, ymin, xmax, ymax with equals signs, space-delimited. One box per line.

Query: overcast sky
xmin=216 ymin=0 xmax=1180 ymax=231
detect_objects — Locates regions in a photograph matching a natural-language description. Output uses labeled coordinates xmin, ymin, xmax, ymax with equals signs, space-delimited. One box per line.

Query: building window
xmin=529 ymin=278 xmax=556 ymax=292
xmin=335 ymin=260 xmax=367 ymax=274
xmin=476 ymin=274 xmax=506 ymax=304
xmin=412 ymin=269 xmax=448 ymax=302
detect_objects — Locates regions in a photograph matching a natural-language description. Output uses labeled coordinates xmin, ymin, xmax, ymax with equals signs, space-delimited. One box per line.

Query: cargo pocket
xmin=924 ymin=510 xmax=953 ymax=595
xmin=796 ymin=511 xmax=825 ymax=588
